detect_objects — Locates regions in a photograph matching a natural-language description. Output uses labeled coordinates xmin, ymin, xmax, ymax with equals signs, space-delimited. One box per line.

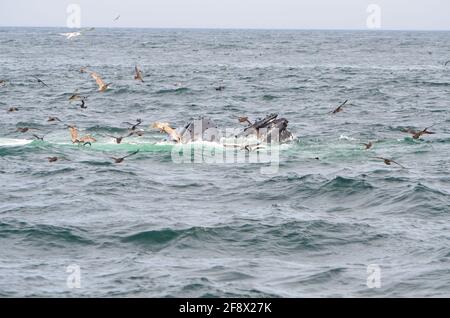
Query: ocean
xmin=0 ymin=27 xmax=449 ymax=297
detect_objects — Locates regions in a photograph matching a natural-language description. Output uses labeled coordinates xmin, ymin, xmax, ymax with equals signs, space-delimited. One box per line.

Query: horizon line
xmin=1 ymin=25 xmax=450 ymax=32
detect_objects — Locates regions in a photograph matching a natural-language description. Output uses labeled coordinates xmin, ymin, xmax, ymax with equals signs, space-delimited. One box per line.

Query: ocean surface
xmin=0 ymin=28 xmax=449 ymax=297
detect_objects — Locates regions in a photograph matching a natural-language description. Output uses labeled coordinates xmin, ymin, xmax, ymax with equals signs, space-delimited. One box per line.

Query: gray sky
xmin=0 ymin=0 xmax=449 ymax=30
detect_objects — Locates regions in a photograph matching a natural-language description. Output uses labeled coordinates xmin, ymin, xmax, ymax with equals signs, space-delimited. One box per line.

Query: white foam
xmin=0 ymin=138 xmax=33 ymax=147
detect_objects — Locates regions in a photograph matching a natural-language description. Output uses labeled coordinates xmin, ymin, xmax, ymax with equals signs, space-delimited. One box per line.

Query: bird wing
xmin=91 ymin=72 xmax=106 ymax=89
xmin=390 ymin=160 xmax=406 ymax=168
xmin=123 ymin=150 xmax=140 ymax=159
xmin=69 ymin=127 xmax=79 ymax=143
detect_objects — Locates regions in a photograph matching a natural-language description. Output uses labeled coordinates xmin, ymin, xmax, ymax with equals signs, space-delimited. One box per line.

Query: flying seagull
xmin=152 ymin=122 xmax=181 ymax=143
xmin=111 ymin=150 xmax=140 ymax=164
xmin=123 ymin=119 xmax=143 ymax=131
xmin=32 ymin=76 xmax=49 ymax=87
xmin=59 ymin=27 xmax=95 ymax=40
xmin=48 ymin=116 xmax=62 ymax=122
xmin=90 ymin=72 xmax=111 ymax=92
xmin=68 ymin=125 xmax=97 ymax=145
xmin=106 ymin=132 xmax=134 ymax=144
xmin=330 ymin=100 xmax=349 ymax=114
xmin=403 ymin=126 xmax=436 ymax=140
xmin=372 ymin=157 xmax=406 ymax=169
xmin=134 ymin=66 xmax=144 ymax=82
xmin=234 ymin=116 xmax=252 ymax=126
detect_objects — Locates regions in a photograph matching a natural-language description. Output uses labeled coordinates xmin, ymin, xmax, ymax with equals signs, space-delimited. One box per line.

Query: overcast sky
xmin=0 ymin=0 xmax=449 ymax=30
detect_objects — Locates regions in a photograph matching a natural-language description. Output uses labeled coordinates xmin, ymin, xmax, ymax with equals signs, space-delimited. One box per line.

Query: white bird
xmin=59 ymin=28 xmax=95 ymax=40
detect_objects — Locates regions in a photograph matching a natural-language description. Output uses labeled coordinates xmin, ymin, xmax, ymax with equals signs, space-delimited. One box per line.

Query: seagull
xmin=32 ymin=76 xmax=49 ymax=87
xmin=362 ymin=141 xmax=374 ymax=150
xmin=403 ymin=126 xmax=436 ymax=140
xmin=47 ymin=116 xmax=62 ymax=122
xmin=32 ymin=134 xmax=45 ymax=141
xmin=59 ymin=28 xmax=95 ymax=40
xmin=134 ymin=66 xmax=144 ymax=82
xmin=330 ymin=100 xmax=349 ymax=114
xmin=123 ymin=119 xmax=143 ymax=131
xmin=152 ymin=122 xmax=181 ymax=143
xmin=7 ymin=107 xmax=19 ymax=113
xmin=47 ymin=157 xmax=59 ymax=163
xmin=90 ymin=72 xmax=111 ymax=92
xmin=106 ymin=132 xmax=134 ymax=144
xmin=234 ymin=116 xmax=252 ymax=125
xmin=111 ymin=150 xmax=140 ymax=164
xmin=17 ymin=127 xmax=39 ymax=133
xmin=114 ymin=15 xmax=121 ymax=22
xmin=372 ymin=157 xmax=406 ymax=169
xmin=67 ymin=125 xmax=97 ymax=145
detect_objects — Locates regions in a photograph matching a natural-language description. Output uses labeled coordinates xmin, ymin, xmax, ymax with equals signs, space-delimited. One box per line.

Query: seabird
xmin=131 ymin=130 xmax=145 ymax=137
xmin=151 ymin=122 xmax=181 ymax=143
xmin=69 ymin=90 xmax=82 ymax=102
xmin=60 ymin=28 xmax=95 ymax=40
xmin=123 ymin=119 xmax=143 ymax=131
xmin=79 ymin=98 xmax=87 ymax=109
xmin=362 ymin=141 xmax=374 ymax=150
xmin=106 ymin=132 xmax=134 ymax=144
xmin=32 ymin=76 xmax=49 ymax=87
xmin=372 ymin=157 xmax=406 ymax=169
xmin=7 ymin=107 xmax=19 ymax=113
xmin=215 ymin=86 xmax=226 ymax=91
xmin=68 ymin=125 xmax=97 ymax=145
xmin=0 ymin=80 xmax=6 ymax=87
xmin=47 ymin=157 xmax=59 ymax=163
xmin=403 ymin=126 xmax=436 ymax=140
xmin=47 ymin=116 xmax=62 ymax=122
xmin=330 ymin=100 xmax=349 ymax=114
xmin=114 ymin=15 xmax=121 ymax=22
xmin=111 ymin=150 xmax=140 ymax=164
xmin=134 ymin=66 xmax=144 ymax=82
xmin=235 ymin=116 xmax=252 ymax=125
xmin=32 ymin=134 xmax=45 ymax=141
xmin=90 ymin=72 xmax=111 ymax=92
xmin=17 ymin=127 xmax=39 ymax=133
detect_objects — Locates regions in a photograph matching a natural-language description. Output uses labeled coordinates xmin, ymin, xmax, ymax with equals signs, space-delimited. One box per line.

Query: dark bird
xmin=47 ymin=116 xmax=62 ymax=122
xmin=111 ymin=150 xmax=140 ymax=163
xmin=106 ymin=132 xmax=134 ymax=144
xmin=235 ymin=116 xmax=252 ymax=125
xmin=123 ymin=119 xmax=143 ymax=131
xmin=17 ymin=127 xmax=39 ymax=133
xmin=32 ymin=76 xmax=49 ymax=87
xmin=362 ymin=141 xmax=374 ymax=150
xmin=114 ymin=15 xmax=121 ymax=22
xmin=330 ymin=100 xmax=349 ymax=114
xmin=69 ymin=90 xmax=82 ymax=102
xmin=134 ymin=66 xmax=144 ymax=82
xmin=215 ymin=86 xmax=226 ymax=91
xmin=79 ymin=98 xmax=87 ymax=109
xmin=47 ymin=157 xmax=58 ymax=163
xmin=372 ymin=157 xmax=406 ymax=169
xmin=7 ymin=107 xmax=19 ymax=113
xmin=403 ymin=126 xmax=436 ymax=140
xmin=32 ymin=134 xmax=45 ymax=141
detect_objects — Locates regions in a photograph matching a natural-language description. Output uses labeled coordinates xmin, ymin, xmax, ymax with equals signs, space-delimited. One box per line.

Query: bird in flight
xmin=152 ymin=122 xmax=181 ymax=143
xmin=17 ymin=127 xmax=39 ymax=133
xmin=7 ymin=107 xmax=19 ymax=113
xmin=134 ymin=66 xmax=144 ymax=82
xmin=330 ymin=100 xmax=349 ymax=114
xmin=60 ymin=28 xmax=95 ymax=40
xmin=90 ymin=72 xmax=111 ymax=92
xmin=32 ymin=76 xmax=49 ymax=87
xmin=111 ymin=150 xmax=140 ymax=164
xmin=403 ymin=126 xmax=436 ymax=140
xmin=106 ymin=132 xmax=134 ymax=144
xmin=372 ymin=157 xmax=406 ymax=169
xmin=114 ymin=15 xmax=121 ymax=22
xmin=124 ymin=119 xmax=143 ymax=131
xmin=48 ymin=116 xmax=62 ymax=122
xmin=67 ymin=125 xmax=97 ymax=145
xmin=234 ymin=116 xmax=253 ymax=126
xmin=69 ymin=90 xmax=83 ymax=102
xmin=32 ymin=134 xmax=45 ymax=141
xmin=362 ymin=141 xmax=374 ymax=150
